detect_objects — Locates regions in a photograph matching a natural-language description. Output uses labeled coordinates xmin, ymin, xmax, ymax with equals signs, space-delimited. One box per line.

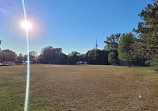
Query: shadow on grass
xmin=0 ymin=64 xmax=10 ymax=66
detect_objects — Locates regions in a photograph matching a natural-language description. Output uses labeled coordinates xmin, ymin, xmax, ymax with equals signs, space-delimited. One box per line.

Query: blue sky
xmin=0 ymin=0 xmax=152 ymax=55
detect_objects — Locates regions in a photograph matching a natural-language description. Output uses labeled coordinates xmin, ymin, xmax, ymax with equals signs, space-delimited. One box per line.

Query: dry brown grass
xmin=0 ymin=64 xmax=158 ymax=111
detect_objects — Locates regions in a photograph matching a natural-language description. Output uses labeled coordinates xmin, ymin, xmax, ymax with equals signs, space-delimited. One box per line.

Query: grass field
xmin=0 ymin=64 xmax=158 ymax=111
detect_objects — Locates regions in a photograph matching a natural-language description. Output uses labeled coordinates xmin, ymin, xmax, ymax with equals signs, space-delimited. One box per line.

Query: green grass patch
xmin=132 ymin=67 xmax=158 ymax=76
xmin=0 ymin=86 xmax=24 ymax=111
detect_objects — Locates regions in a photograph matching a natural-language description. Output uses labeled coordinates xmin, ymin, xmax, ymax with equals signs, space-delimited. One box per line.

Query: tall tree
xmin=0 ymin=49 xmax=17 ymax=65
xmin=29 ymin=51 xmax=38 ymax=63
xmin=108 ymin=50 xmax=119 ymax=65
xmin=16 ymin=53 xmax=24 ymax=63
xmin=104 ymin=33 xmax=121 ymax=50
xmin=134 ymin=0 xmax=158 ymax=58
xmin=86 ymin=49 xmax=109 ymax=65
xmin=68 ymin=51 xmax=80 ymax=64
xmin=134 ymin=0 xmax=158 ymax=70
xmin=38 ymin=46 xmax=67 ymax=64
xmin=118 ymin=32 xmax=136 ymax=65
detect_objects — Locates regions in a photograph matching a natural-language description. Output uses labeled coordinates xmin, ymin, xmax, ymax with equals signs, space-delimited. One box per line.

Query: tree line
xmin=104 ymin=0 xmax=158 ymax=71
xmin=0 ymin=46 xmax=109 ymax=65
xmin=0 ymin=0 xmax=157 ymax=71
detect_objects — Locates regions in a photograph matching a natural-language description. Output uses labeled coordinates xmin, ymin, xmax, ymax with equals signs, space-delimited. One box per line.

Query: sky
xmin=0 ymin=0 xmax=153 ymax=55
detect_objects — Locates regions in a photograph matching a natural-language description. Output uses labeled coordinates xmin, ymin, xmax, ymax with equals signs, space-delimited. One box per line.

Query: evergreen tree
xmin=134 ymin=0 xmax=158 ymax=58
xmin=134 ymin=0 xmax=158 ymax=71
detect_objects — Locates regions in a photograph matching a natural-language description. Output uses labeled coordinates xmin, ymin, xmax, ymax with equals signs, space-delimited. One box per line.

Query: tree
xmin=86 ymin=49 xmax=109 ymax=65
xmin=118 ymin=32 xmax=136 ymax=65
xmin=134 ymin=0 xmax=158 ymax=58
xmin=129 ymin=38 xmax=146 ymax=66
xmin=68 ymin=51 xmax=80 ymax=64
xmin=134 ymin=0 xmax=158 ymax=70
xmin=79 ymin=54 xmax=86 ymax=62
xmin=104 ymin=33 xmax=121 ymax=50
xmin=39 ymin=46 xmax=57 ymax=64
xmin=38 ymin=46 xmax=67 ymax=64
xmin=29 ymin=51 xmax=38 ymax=63
xmin=59 ymin=53 xmax=68 ymax=64
xmin=0 ymin=49 xmax=17 ymax=65
xmin=86 ymin=49 xmax=96 ymax=64
xmin=150 ymin=55 xmax=158 ymax=71
xmin=16 ymin=53 xmax=24 ymax=63
xmin=108 ymin=50 xmax=119 ymax=65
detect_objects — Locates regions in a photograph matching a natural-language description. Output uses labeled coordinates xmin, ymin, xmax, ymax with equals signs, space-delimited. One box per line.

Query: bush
xmin=108 ymin=51 xmax=119 ymax=65
xmin=150 ymin=56 xmax=158 ymax=72
xmin=145 ymin=60 xmax=150 ymax=66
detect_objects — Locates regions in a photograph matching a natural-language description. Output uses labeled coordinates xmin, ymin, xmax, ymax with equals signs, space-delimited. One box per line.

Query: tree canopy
xmin=104 ymin=33 xmax=121 ymax=50
xmin=118 ymin=33 xmax=136 ymax=63
xmin=38 ymin=46 xmax=67 ymax=64
xmin=0 ymin=49 xmax=17 ymax=65
xmin=134 ymin=0 xmax=158 ymax=58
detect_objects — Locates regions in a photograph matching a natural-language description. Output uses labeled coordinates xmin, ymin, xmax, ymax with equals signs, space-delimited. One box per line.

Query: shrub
xmin=150 ymin=56 xmax=158 ymax=72
xmin=108 ymin=51 xmax=119 ymax=65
